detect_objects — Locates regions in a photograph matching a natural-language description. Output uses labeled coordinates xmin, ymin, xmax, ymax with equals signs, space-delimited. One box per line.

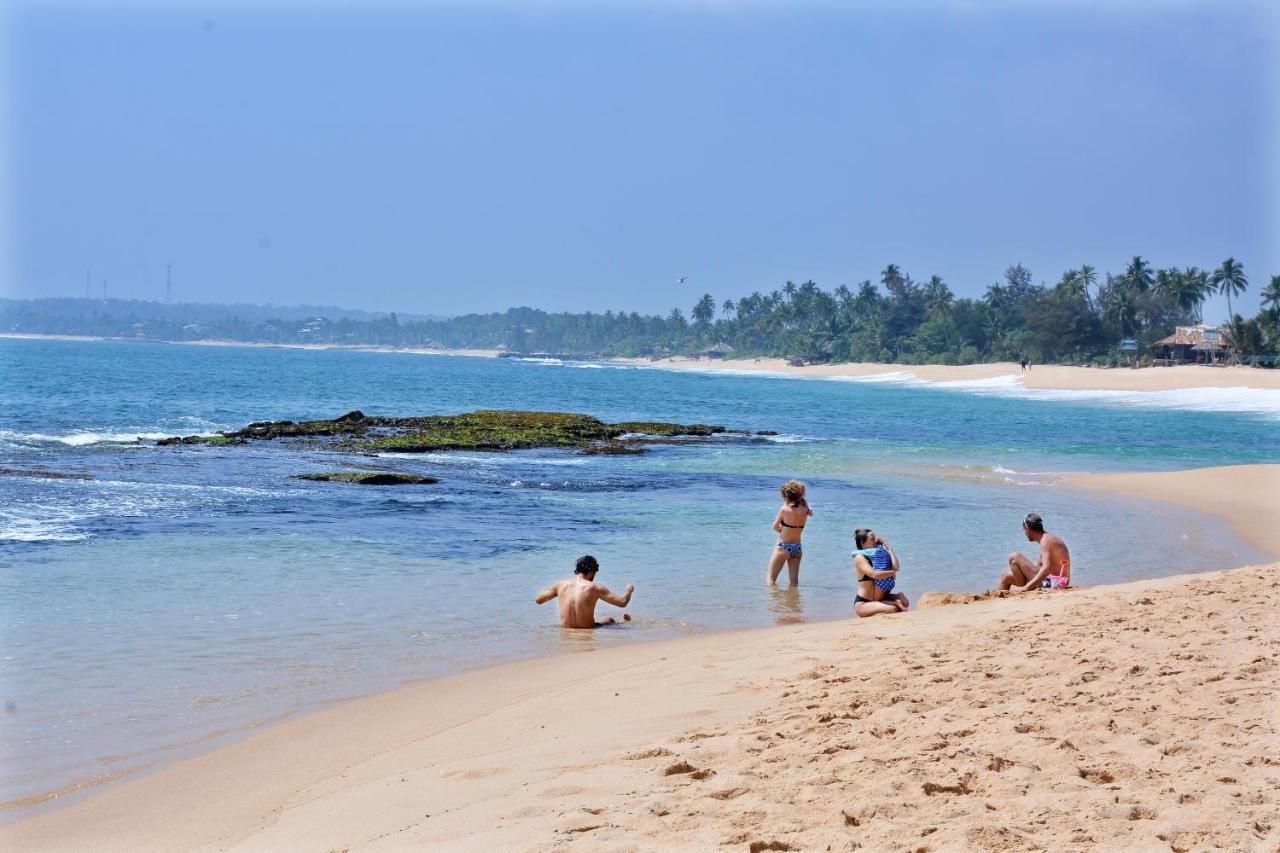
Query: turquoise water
xmin=1 ymin=337 xmax=1276 ymax=814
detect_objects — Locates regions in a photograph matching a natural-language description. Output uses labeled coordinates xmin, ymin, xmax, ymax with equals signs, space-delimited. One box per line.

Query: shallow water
xmin=1 ymin=338 xmax=1275 ymax=814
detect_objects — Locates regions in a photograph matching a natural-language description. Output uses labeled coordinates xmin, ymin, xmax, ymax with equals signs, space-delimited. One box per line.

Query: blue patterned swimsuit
xmin=870 ymin=545 xmax=894 ymax=592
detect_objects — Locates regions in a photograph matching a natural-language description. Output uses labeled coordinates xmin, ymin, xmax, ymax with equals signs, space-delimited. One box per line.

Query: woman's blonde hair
xmin=780 ymin=479 xmax=806 ymax=505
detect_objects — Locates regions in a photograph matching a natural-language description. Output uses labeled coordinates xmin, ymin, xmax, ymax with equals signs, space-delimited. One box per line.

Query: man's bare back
xmin=535 ymin=556 xmax=634 ymax=628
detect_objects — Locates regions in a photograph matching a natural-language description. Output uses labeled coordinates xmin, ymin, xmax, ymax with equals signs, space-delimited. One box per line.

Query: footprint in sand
xmin=439 ymin=766 xmax=511 ymax=780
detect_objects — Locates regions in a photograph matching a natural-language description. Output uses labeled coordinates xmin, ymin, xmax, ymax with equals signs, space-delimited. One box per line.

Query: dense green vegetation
xmin=7 ymin=259 xmax=1278 ymax=364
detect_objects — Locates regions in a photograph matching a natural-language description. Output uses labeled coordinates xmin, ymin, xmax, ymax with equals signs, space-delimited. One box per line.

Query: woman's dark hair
xmin=575 ymin=554 xmax=600 ymax=575
xmin=854 ymin=528 xmax=872 ymax=550
xmin=1023 ymin=513 xmax=1045 ymax=533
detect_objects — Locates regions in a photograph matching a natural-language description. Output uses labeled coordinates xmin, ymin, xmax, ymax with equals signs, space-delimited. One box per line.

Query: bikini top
xmin=780 ymin=503 xmax=810 ymax=529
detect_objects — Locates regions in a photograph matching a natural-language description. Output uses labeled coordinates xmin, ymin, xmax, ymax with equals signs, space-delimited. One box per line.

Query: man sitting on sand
xmin=1000 ymin=512 xmax=1071 ymax=591
xmin=535 ymin=555 xmax=634 ymax=628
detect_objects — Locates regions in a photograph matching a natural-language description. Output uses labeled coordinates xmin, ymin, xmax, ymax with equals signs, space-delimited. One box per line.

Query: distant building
xmin=133 ymin=322 xmax=146 ymax=339
xmin=1151 ymin=324 xmax=1228 ymax=364
xmin=699 ymin=342 xmax=735 ymax=359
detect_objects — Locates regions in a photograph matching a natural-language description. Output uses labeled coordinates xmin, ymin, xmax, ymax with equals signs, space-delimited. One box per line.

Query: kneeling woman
xmin=853 ymin=528 xmax=910 ymax=617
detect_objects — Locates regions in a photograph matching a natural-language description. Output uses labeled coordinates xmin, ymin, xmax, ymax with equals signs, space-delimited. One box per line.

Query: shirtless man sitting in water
xmin=535 ymin=555 xmax=634 ymax=628
xmin=1000 ymin=512 xmax=1072 ymax=591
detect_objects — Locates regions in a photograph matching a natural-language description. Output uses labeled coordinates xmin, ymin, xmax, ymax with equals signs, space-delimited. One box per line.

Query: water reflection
xmin=768 ymin=586 xmax=805 ymax=625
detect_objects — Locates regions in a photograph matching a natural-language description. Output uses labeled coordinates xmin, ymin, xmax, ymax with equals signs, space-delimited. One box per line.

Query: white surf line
xmin=628 ymin=361 xmax=1280 ymax=420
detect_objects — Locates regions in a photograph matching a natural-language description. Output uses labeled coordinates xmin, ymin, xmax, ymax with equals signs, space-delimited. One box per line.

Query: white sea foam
xmin=827 ymin=371 xmax=920 ymax=385
xmin=0 ymin=511 xmax=89 ymax=542
xmin=760 ymin=433 xmax=814 ymax=444
xmin=0 ymin=429 xmax=209 ymax=447
xmin=920 ymin=374 xmax=1280 ymax=419
xmin=648 ymin=363 xmax=1280 ymax=419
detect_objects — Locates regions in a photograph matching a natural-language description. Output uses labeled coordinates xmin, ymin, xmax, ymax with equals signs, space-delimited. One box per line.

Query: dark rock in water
xmin=292 ymin=471 xmax=439 ymax=485
xmin=613 ymin=421 xmax=723 ymax=437
xmin=156 ymin=434 xmax=240 ymax=446
xmin=157 ymin=410 xmax=760 ymax=455
xmin=582 ymin=442 xmax=646 ymax=455
xmin=0 ymin=467 xmax=93 ymax=480
xmin=755 ymin=430 xmax=779 ymax=436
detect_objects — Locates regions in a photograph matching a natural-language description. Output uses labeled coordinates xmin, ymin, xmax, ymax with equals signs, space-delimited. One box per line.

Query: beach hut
xmin=699 ymin=342 xmax=735 ymax=360
xmin=1152 ymin=324 xmax=1227 ymax=364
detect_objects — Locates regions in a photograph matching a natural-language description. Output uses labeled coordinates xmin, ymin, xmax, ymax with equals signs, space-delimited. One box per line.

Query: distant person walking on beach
xmin=1000 ymin=512 xmax=1071 ymax=591
xmin=535 ymin=555 xmax=633 ymax=628
xmin=1020 ymin=357 xmax=1029 ymax=373
xmin=853 ymin=528 xmax=909 ymax=617
xmin=767 ymin=480 xmax=813 ymax=586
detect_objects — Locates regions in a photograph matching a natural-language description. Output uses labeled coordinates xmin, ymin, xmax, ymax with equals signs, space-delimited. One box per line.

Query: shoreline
xmin=634 ymin=354 xmax=1280 ymax=392
xmin=6 ymin=333 xmax=1278 ymax=392
xmin=3 ymin=464 xmax=1277 ymax=850
xmin=0 ymin=333 xmax=501 ymax=359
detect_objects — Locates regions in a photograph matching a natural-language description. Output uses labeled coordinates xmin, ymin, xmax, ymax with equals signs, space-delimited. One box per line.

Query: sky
xmin=3 ymin=0 xmax=1277 ymax=320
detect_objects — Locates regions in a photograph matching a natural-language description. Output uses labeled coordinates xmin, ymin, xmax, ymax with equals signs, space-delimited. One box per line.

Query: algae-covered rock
xmin=156 ymin=434 xmax=241 ymax=446
xmin=158 ymin=409 xmax=748 ymax=455
xmin=612 ymin=421 xmax=723 ymax=437
xmin=292 ymin=471 xmax=439 ymax=485
xmin=371 ymin=411 xmax=622 ymax=453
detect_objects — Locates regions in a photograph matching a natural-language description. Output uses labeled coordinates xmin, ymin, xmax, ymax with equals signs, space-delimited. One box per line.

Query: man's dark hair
xmin=575 ymin=554 xmax=599 ymax=575
xmin=1023 ymin=513 xmax=1045 ymax=533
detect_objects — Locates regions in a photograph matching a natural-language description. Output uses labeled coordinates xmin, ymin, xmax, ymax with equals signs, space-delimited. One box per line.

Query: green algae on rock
xmin=156 ymin=410 xmax=741 ymax=455
xmin=292 ymin=472 xmax=439 ymax=485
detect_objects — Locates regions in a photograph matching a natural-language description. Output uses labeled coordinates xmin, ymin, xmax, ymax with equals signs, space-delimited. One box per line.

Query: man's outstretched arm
xmin=598 ymin=583 xmax=634 ymax=608
xmin=534 ymin=582 xmax=560 ymax=605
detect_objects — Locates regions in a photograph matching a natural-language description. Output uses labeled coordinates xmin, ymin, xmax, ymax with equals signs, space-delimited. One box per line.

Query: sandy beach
xmin=637 ymin=356 xmax=1280 ymax=392
xmin=3 ymin=464 xmax=1276 ymax=851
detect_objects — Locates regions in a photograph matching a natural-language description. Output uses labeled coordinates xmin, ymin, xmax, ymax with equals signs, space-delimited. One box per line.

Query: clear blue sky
xmin=3 ymin=1 xmax=1276 ymax=319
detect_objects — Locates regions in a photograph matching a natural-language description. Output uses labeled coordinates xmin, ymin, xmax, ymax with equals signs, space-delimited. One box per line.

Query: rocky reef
xmin=292 ymin=471 xmax=439 ymax=485
xmin=156 ymin=410 xmax=743 ymax=455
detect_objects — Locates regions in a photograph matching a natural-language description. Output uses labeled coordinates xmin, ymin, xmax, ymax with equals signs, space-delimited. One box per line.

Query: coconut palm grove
xmin=6 ymin=258 xmax=1279 ymax=365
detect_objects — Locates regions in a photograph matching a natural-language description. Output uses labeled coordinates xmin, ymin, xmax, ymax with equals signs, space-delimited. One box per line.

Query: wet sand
xmin=3 ymin=465 xmax=1277 ymax=851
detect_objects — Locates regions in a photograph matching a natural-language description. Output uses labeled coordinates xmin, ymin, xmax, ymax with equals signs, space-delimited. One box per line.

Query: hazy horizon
xmin=4 ymin=1 xmax=1277 ymax=320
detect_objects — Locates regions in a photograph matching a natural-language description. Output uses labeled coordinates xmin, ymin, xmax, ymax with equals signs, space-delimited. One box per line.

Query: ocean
xmin=1 ymin=337 xmax=1276 ymax=816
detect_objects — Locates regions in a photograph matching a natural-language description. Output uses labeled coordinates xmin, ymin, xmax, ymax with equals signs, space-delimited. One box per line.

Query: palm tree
xmin=1262 ymin=275 xmax=1280 ymax=317
xmin=924 ymin=275 xmax=954 ymax=319
xmin=1124 ymin=256 xmax=1154 ymax=293
xmin=1210 ymin=258 xmax=1248 ymax=321
xmin=1182 ymin=267 xmax=1211 ymax=321
xmin=1074 ymin=264 xmax=1098 ymax=312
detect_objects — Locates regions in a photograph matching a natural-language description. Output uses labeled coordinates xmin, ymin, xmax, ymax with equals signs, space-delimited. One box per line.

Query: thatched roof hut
xmin=699 ymin=342 xmax=735 ymax=359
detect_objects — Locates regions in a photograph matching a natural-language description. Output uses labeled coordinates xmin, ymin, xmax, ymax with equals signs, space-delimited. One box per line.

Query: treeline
xmin=5 ymin=258 xmax=1278 ymax=364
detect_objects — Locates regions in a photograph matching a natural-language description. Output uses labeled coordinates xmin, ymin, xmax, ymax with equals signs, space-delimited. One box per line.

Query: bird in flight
xmin=678 ymin=276 xmax=688 ymax=285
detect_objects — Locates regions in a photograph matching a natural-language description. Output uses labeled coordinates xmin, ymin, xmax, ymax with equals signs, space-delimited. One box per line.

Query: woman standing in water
xmin=766 ymin=480 xmax=813 ymax=586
